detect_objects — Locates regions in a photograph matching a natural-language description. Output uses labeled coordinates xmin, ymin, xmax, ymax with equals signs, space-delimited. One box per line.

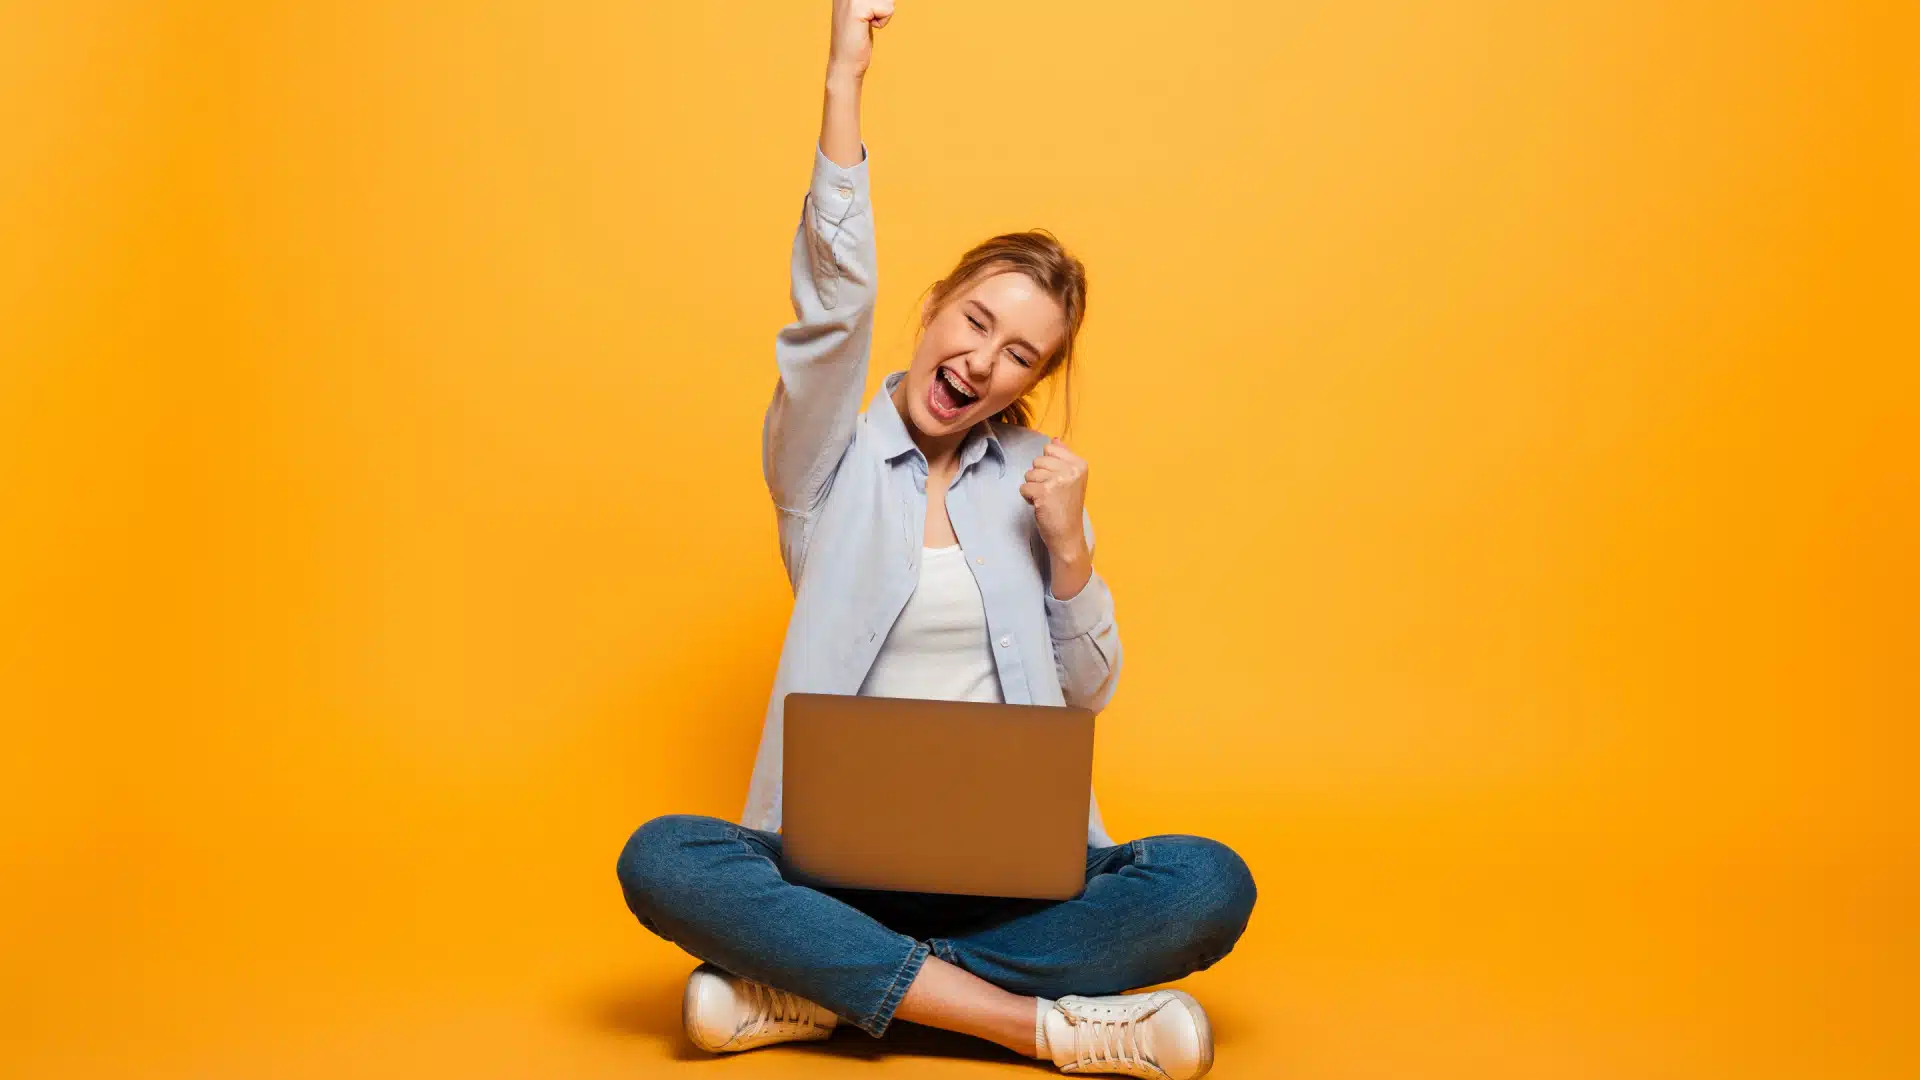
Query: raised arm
xmin=762 ymin=1 xmax=895 ymax=523
xmin=820 ymin=0 xmax=888 ymax=168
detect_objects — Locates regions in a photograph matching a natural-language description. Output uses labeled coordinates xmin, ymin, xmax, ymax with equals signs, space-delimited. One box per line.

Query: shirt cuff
xmin=1045 ymin=567 xmax=1112 ymax=640
xmin=810 ymin=141 xmax=870 ymax=218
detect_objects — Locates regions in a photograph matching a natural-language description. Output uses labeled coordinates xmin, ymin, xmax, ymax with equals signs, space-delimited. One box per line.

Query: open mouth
xmin=926 ymin=364 xmax=979 ymax=422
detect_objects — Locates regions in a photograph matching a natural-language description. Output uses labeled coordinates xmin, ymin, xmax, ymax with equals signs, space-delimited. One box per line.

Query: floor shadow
xmin=789 ymin=1019 xmax=1048 ymax=1068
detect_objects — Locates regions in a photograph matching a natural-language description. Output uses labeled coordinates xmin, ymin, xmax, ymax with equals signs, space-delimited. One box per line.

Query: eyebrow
xmin=965 ymin=299 xmax=1041 ymax=359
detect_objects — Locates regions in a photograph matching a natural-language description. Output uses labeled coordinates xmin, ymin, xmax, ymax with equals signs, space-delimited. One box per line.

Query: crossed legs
xmin=616 ymin=814 xmax=1257 ymax=1049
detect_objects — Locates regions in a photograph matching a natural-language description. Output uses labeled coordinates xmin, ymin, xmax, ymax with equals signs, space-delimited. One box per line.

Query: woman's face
xmin=901 ymin=270 xmax=1068 ymax=439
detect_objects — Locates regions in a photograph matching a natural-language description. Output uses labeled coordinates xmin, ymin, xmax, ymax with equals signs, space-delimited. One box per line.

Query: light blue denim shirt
xmin=740 ymin=142 xmax=1122 ymax=848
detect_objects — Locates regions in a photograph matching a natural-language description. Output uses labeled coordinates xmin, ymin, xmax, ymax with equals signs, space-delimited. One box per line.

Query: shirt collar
xmin=871 ymin=370 xmax=1006 ymax=476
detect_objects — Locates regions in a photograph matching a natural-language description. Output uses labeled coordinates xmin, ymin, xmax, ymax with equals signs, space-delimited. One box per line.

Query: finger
xmin=1019 ymin=482 xmax=1041 ymax=504
xmin=1032 ymin=456 xmax=1076 ymax=478
xmin=1042 ymin=441 xmax=1081 ymax=463
xmin=1031 ymin=460 xmax=1079 ymax=487
xmin=1025 ymin=466 xmax=1058 ymax=484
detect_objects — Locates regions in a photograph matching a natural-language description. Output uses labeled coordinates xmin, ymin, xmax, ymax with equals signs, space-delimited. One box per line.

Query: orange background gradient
xmin=4 ymin=2 xmax=1915 ymax=1077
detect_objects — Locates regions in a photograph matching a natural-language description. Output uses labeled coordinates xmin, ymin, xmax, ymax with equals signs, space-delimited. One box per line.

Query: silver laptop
xmin=780 ymin=692 xmax=1096 ymax=900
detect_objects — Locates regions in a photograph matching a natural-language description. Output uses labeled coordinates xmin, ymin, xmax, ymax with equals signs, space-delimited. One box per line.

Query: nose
xmin=964 ymin=348 xmax=996 ymax=382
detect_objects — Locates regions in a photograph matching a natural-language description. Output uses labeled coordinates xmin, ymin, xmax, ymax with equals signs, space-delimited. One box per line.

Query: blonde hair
xmin=915 ymin=229 xmax=1088 ymax=433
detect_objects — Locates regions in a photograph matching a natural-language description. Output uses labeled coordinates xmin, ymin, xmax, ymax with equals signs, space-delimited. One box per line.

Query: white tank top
xmin=858 ymin=545 xmax=1004 ymax=703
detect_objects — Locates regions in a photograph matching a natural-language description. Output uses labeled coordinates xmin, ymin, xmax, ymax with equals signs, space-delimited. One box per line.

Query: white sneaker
xmin=681 ymin=964 xmax=839 ymax=1053
xmin=1039 ymin=989 xmax=1214 ymax=1079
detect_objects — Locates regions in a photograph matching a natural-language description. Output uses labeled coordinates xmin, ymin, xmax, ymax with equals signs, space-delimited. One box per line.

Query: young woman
xmin=615 ymin=4 xmax=1256 ymax=1077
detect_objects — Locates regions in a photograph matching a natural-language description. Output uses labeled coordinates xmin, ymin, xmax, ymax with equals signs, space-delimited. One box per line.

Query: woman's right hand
xmin=827 ymin=0 xmax=895 ymax=84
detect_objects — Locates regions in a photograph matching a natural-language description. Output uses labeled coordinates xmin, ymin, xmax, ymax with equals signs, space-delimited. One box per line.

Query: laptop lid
xmin=781 ymin=692 xmax=1095 ymax=901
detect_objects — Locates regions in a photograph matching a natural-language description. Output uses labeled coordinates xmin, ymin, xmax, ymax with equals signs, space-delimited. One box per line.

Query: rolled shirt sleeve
xmin=1046 ymin=510 xmax=1122 ymax=711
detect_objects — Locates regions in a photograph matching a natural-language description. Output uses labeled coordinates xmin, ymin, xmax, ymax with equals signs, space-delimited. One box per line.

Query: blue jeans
xmin=616 ymin=814 xmax=1258 ymax=1038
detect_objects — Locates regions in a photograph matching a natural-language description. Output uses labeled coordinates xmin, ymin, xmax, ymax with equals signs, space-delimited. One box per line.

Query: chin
xmin=907 ymin=407 xmax=956 ymax=438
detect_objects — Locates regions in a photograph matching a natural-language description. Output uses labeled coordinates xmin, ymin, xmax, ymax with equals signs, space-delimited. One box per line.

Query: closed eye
xmin=967 ymin=315 xmax=1033 ymax=367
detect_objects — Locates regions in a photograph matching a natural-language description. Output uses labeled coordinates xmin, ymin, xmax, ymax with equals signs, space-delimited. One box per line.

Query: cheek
xmin=918 ymin=329 xmax=958 ymax=367
xmin=992 ymin=368 xmax=1034 ymax=404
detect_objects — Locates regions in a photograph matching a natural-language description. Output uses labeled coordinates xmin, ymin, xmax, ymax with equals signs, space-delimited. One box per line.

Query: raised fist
xmin=828 ymin=0 xmax=895 ymax=82
xmin=1020 ymin=438 xmax=1091 ymax=561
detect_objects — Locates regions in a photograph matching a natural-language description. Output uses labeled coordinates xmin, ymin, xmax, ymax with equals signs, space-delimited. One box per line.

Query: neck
xmin=890 ymin=378 xmax=969 ymax=473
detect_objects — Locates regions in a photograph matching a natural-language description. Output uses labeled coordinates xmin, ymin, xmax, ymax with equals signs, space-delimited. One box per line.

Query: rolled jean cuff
xmin=927 ymin=937 xmax=962 ymax=965
xmin=857 ymin=937 xmax=932 ymax=1038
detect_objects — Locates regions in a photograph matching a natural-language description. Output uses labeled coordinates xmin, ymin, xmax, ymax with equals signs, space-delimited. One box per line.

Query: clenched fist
xmin=829 ymin=0 xmax=895 ymax=82
xmin=1020 ymin=439 xmax=1091 ymax=562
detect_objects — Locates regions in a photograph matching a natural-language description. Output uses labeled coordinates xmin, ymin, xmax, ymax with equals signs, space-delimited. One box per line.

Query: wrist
xmin=1048 ymin=541 xmax=1089 ymax=568
xmin=1049 ymin=552 xmax=1093 ymax=601
xmin=825 ymin=65 xmax=865 ymax=92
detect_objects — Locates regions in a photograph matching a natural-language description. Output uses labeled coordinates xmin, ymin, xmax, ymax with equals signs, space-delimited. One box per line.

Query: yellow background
xmin=4 ymin=2 xmax=1915 ymax=1077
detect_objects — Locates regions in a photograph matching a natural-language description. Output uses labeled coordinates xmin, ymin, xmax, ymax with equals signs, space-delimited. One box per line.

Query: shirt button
xmin=974 ymin=556 xmax=986 ymax=566
xmin=835 ymin=185 xmax=854 ymax=200
xmin=998 ymin=635 xmax=1011 ymax=648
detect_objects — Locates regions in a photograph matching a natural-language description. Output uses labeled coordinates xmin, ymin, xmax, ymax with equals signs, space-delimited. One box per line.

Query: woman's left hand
xmin=1021 ymin=439 xmax=1091 ymax=562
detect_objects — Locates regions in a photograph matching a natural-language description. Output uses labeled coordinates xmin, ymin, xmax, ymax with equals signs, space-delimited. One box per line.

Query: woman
xmin=616 ymin=4 xmax=1256 ymax=1077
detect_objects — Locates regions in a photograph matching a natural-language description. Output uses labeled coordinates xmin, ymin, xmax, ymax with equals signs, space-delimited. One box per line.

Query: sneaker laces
xmin=1060 ymin=998 xmax=1158 ymax=1073
xmin=739 ymin=979 xmax=822 ymax=1037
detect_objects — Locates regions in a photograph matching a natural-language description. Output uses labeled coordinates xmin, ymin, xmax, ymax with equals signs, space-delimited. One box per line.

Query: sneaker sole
xmin=682 ymin=967 xmax=723 ymax=1053
xmin=1162 ymin=989 xmax=1214 ymax=1079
